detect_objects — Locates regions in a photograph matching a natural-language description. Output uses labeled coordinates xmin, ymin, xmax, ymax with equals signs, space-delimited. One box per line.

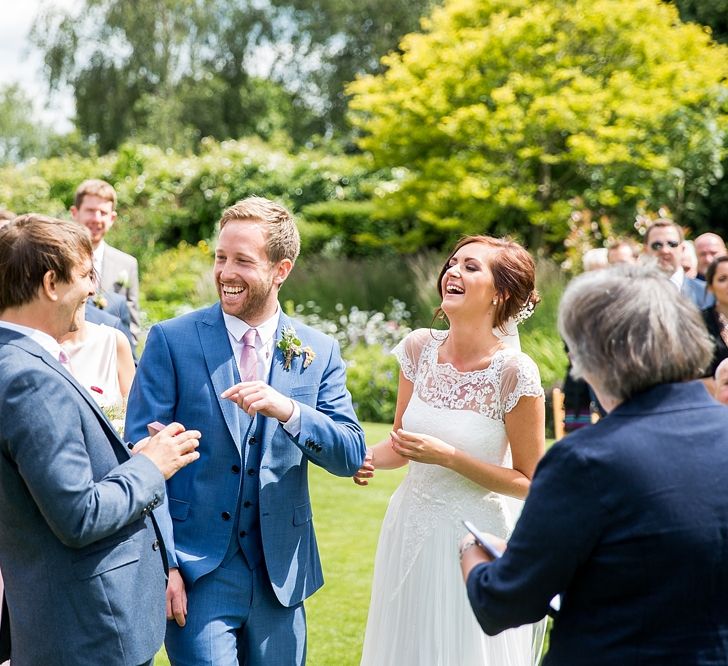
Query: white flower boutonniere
xmin=115 ymin=269 xmax=130 ymax=289
xmin=93 ymin=293 xmax=108 ymax=309
xmin=277 ymin=325 xmax=316 ymax=371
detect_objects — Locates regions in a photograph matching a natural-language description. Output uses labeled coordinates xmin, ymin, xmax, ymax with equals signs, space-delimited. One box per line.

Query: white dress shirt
xmin=92 ymin=241 xmax=106 ymax=281
xmin=222 ymin=306 xmax=301 ymax=435
xmin=0 ymin=320 xmax=65 ymax=362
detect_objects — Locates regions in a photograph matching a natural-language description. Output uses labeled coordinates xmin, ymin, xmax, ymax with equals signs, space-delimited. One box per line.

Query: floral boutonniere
xmin=93 ymin=293 xmax=108 ymax=309
xmin=277 ymin=325 xmax=316 ymax=371
xmin=115 ymin=269 xmax=130 ymax=289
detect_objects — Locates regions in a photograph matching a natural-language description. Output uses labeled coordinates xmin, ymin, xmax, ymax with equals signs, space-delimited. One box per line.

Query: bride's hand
xmin=353 ymin=447 xmax=375 ymax=486
xmin=391 ymin=429 xmax=456 ymax=467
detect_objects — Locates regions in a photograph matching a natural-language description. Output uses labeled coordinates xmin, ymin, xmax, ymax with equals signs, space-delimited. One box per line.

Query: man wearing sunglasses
xmin=643 ymin=219 xmax=713 ymax=308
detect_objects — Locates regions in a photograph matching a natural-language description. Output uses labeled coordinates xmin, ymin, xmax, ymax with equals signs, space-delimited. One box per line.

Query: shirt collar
xmin=669 ymin=267 xmax=685 ymax=289
xmin=93 ymin=241 xmax=106 ymax=262
xmin=222 ymin=305 xmax=281 ymax=345
xmin=0 ymin=320 xmax=64 ymax=359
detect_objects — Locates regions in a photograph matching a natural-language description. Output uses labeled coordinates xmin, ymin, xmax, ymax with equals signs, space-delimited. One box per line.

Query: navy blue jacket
xmin=467 ymin=381 xmax=728 ymax=665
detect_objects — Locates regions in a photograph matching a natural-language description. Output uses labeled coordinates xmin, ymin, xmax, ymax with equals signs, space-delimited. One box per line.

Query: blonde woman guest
xmin=355 ymin=235 xmax=546 ymax=666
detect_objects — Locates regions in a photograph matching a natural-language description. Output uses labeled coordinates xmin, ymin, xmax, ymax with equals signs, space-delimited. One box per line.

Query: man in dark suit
xmin=86 ymin=288 xmax=136 ymax=354
xmin=461 ymin=264 xmax=728 ymax=665
xmin=71 ymin=179 xmax=141 ymax=348
xmin=0 ymin=214 xmax=200 ymax=666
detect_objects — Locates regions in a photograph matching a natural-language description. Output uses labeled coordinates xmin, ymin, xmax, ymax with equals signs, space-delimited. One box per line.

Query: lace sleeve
xmin=391 ymin=329 xmax=435 ymax=383
xmin=501 ymin=352 xmax=544 ymax=414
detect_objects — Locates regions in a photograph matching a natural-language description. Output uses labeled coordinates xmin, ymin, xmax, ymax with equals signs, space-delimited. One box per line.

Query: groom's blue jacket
xmin=125 ymin=304 xmax=365 ymax=606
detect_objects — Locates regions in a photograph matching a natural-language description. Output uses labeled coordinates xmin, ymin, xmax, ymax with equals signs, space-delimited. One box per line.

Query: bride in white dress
xmin=356 ymin=235 xmax=546 ymax=666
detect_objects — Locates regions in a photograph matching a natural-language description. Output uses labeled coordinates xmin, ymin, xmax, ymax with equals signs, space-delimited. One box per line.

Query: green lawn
xmin=155 ymin=424 xmax=552 ymax=664
xmin=155 ymin=421 xmax=406 ymax=665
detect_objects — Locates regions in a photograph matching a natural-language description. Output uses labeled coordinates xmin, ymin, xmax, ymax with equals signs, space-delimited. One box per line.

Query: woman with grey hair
xmin=459 ymin=264 xmax=728 ymax=665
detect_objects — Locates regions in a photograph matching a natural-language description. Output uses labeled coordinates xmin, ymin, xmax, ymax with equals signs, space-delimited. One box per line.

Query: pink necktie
xmin=240 ymin=328 xmax=258 ymax=382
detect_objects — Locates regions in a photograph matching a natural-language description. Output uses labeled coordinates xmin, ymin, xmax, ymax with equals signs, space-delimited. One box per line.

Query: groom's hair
xmin=436 ymin=235 xmax=540 ymax=331
xmin=219 ymin=196 xmax=301 ymax=264
xmin=0 ymin=214 xmax=93 ymax=310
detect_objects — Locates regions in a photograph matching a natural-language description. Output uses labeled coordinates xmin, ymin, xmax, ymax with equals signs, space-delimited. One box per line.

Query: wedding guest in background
xmin=355 ymin=235 xmax=546 ymax=666
xmin=642 ymin=219 xmax=711 ymax=308
xmin=70 ymin=179 xmax=140 ymax=347
xmin=461 ymin=263 xmax=728 ymax=666
xmin=607 ymin=237 xmax=639 ymax=265
xmin=682 ymin=239 xmax=698 ymax=278
xmin=86 ymin=287 xmax=135 ymax=351
xmin=125 ymin=196 xmax=366 ymax=666
xmin=0 ymin=214 xmax=200 ymax=666
xmin=713 ymin=359 xmax=728 ymax=406
xmin=61 ymin=316 xmax=135 ymax=408
xmin=694 ymin=232 xmax=727 ymax=281
xmin=700 ymin=256 xmax=728 ymax=389
xmin=581 ymin=247 xmax=608 ymax=272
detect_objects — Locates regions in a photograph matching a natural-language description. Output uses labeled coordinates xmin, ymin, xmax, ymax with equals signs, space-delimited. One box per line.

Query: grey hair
xmin=558 ymin=264 xmax=713 ymax=402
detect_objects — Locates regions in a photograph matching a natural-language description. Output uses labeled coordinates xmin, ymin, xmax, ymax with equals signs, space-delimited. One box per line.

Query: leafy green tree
xmin=349 ymin=0 xmax=728 ymax=251
xmin=670 ymin=0 xmax=728 ymax=43
xmin=269 ymin=0 xmax=434 ymax=138
xmin=33 ymin=0 xmax=292 ymax=152
xmin=0 ymin=85 xmax=52 ymax=165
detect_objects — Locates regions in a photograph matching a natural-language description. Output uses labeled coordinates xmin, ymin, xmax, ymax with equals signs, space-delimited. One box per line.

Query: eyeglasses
xmin=649 ymin=240 xmax=680 ymax=251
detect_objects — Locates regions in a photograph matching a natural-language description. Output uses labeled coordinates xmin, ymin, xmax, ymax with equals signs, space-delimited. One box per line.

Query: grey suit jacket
xmin=99 ymin=244 xmax=140 ymax=346
xmin=0 ymin=327 xmax=166 ymax=666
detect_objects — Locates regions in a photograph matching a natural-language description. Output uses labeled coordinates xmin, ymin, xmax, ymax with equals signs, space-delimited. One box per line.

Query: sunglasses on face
xmin=650 ymin=240 xmax=680 ymax=251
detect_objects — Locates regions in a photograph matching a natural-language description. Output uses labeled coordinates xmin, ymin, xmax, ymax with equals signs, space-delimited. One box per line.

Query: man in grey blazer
xmin=0 ymin=214 xmax=200 ymax=666
xmin=71 ymin=179 xmax=141 ymax=347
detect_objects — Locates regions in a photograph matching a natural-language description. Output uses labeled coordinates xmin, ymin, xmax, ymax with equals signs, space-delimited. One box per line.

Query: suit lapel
xmin=1 ymin=330 xmax=131 ymax=462
xmin=197 ymin=304 xmax=245 ymax=452
xmin=257 ymin=314 xmax=300 ymax=454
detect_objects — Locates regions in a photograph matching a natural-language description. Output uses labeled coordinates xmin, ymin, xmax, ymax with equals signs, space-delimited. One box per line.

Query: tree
xmin=349 ymin=0 xmax=728 ymax=251
xmin=0 ymin=85 xmax=51 ymax=165
xmin=32 ymin=0 xmax=292 ymax=152
xmin=670 ymin=0 xmax=728 ymax=43
xmin=269 ymin=0 xmax=434 ymax=138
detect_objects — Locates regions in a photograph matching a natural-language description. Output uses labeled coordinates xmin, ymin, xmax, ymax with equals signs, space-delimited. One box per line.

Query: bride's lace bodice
xmin=391 ymin=328 xmax=543 ymax=548
xmin=395 ymin=328 xmax=542 ymax=419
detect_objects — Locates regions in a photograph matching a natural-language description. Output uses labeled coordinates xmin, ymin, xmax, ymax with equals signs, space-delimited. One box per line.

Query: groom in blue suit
xmin=125 ymin=196 xmax=366 ymax=665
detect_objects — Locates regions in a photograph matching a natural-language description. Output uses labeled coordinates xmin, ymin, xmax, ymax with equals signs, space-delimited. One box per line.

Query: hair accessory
xmin=514 ymin=299 xmax=536 ymax=325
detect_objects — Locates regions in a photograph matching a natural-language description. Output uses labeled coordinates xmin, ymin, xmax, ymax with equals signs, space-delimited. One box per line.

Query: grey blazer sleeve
xmin=4 ymin=367 xmax=165 ymax=548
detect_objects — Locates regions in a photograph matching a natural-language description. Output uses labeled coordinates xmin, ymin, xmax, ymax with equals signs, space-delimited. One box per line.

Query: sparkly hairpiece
xmin=514 ymin=299 xmax=535 ymax=325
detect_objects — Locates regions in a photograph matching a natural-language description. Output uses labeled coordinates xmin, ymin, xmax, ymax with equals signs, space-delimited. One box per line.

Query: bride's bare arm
xmin=353 ymin=371 xmax=413 ymax=485
xmin=390 ymin=394 xmax=545 ymax=499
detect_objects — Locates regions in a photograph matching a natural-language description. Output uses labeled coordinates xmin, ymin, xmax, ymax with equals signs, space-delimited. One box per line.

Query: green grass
xmin=154 ymin=422 xmax=406 ymax=665
xmin=155 ymin=424 xmax=553 ymax=664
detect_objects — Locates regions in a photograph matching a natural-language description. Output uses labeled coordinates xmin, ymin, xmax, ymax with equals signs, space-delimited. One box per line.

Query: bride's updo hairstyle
xmin=435 ymin=234 xmax=540 ymax=331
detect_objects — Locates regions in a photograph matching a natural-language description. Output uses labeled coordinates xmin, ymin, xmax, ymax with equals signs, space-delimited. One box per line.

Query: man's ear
xmin=42 ymin=270 xmax=59 ymax=301
xmin=70 ymin=206 xmax=79 ymax=221
xmin=107 ymin=210 xmax=117 ymax=230
xmin=272 ymin=259 xmax=294 ymax=288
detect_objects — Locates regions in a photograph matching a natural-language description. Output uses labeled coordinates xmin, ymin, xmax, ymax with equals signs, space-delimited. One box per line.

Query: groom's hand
xmin=221 ymin=381 xmax=295 ymax=422
xmin=166 ymin=567 xmax=188 ymax=627
xmin=353 ymin=448 xmax=375 ymax=486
